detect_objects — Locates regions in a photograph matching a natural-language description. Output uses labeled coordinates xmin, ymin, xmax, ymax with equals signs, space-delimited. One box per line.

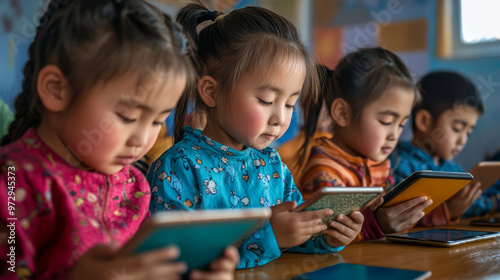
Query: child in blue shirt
xmin=391 ymin=71 xmax=499 ymax=225
xmin=148 ymin=3 xmax=364 ymax=269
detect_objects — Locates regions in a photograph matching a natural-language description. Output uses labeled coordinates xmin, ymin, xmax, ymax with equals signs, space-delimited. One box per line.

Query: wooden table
xmin=235 ymin=215 xmax=500 ymax=279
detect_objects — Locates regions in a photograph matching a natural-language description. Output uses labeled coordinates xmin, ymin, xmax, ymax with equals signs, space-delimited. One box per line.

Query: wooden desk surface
xmin=235 ymin=215 xmax=500 ymax=280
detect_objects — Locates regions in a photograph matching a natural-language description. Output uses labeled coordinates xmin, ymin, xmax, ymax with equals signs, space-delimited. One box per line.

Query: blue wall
xmin=312 ymin=0 xmax=500 ymax=170
xmin=0 ymin=0 xmax=39 ymax=109
xmin=1 ymin=1 xmax=498 ymax=169
xmin=426 ymin=2 xmax=500 ymax=170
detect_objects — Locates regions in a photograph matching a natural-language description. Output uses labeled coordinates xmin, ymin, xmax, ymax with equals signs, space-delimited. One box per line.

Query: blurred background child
xmin=299 ymin=47 xmax=432 ymax=241
xmin=391 ymin=71 xmax=499 ymax=225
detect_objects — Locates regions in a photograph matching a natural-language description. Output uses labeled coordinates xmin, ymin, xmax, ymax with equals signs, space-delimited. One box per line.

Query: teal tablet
xmin=120 ymin=208 xmax=271 ymax=271
xmin=293 ymin=263 xmax=431 ymax=280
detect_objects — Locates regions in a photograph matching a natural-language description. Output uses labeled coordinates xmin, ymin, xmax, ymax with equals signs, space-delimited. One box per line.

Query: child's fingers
xmin=84 ymin=244 xmax=117 ymax=259
xmin=223 ymin=246 xmax=240 ymax=265
xmin=473 ymin=188 xmax=482 ymax=201
xmin=369 ymin=195 xmax=384 ymax=211
xmin=329 ymin=218 xmax=358 ymax=238
xmin=147 ymin=262 xmax=187 ymax=279
xmin=472 ymin=181 xmax=482 ymax=189
xmin=390 ymin=196 xmax=432 ymax=216
xmin=209 ymin=259 xmax=235 ymax=274
xmin=209 ymin=247 xmax=239 ymax=272
xmin=322 ymin=228 xmax=352 ymax=245
xmin=387 ymin=200 xmax=430 ymax=230
xmin=348 ymin=211 xmax=364 ymax=224
xmin=400 ymin=198 xmax=432 ymax=218
xmin=302 ymin=222 xmax=328 ymax=235
xmin=403 ymin=211 xmax=426 ymax=228
xmin=272 ymin=201 xmax=297 ymax=213
xmin=297 ymin=208 xmax=334 ymax=221
xmin=126 ymin=246 xmax=181 ymax=267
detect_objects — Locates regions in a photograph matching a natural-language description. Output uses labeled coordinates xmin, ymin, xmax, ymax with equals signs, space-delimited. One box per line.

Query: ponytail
xmin=296 ymin=65 xmax=333 ymax=172
xmin=176 ymin=3 xmax=222 ymax=45
xmin=175 ymin=3 xmax=318 ymax=145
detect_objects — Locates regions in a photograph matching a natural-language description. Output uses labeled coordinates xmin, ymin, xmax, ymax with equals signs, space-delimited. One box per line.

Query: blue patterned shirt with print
xmin=390 ymin=141 xmax=500 ymax=218
xmin=147 ymin=127 xmax=344 ymax=269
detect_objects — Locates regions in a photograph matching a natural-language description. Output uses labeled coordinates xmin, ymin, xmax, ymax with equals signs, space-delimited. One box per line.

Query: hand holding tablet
xmin=377 ymin=171 xmax=473 ymax=215
xmin=120 ymin=208 xmax=271 ymax=272
xmin=293 ymin=187 xmax=383 ymax=227
xmin=469 ymin=161 xmax=500 ymax=191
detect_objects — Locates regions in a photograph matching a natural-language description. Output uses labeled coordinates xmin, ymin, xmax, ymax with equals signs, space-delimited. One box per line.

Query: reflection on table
xmin=235 ymin=214 xmax=500 ymax=280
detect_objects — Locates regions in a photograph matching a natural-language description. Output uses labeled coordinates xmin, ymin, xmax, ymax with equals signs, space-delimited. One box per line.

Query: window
xmin=460 ymin=0 xmax=500 ymax=44
xmin=437 ymin=0 xmax=500 ymax=58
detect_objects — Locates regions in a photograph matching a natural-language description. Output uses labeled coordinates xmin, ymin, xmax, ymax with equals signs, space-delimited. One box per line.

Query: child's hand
xmin=322 ymin=210 xmax=364 ymax=247
xmin=375 ymin=196 xmax=433 ymax=234
xmin=270 ymin=201 xmax=332 ymax=248
xmin=447 ymin=181 xmax=482 ymax=220
xmin=189 ymin=246 xmax=239 ymax=280
xmin=69 ymin=244 xmax=187 ymax=280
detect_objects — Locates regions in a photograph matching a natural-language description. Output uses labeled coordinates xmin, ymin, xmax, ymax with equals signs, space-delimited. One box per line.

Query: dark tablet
xmin=386 ymin=228 xmax=500 ymax=247
xmin=293 ymin=263 xmax=431 ymax=280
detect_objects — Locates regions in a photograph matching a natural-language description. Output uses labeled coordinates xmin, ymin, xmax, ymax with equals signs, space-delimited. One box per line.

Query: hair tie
xmin=206 ymin=10 xmax=218 ymax=21
xmin=214 ymin=14 xmax=226 ymax=22
xmin=166 ymin=20 xmax=189 ymax=55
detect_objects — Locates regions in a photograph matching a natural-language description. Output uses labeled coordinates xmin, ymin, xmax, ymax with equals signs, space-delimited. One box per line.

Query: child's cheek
xmin=363 ymin=126 xmax=385 ymax=152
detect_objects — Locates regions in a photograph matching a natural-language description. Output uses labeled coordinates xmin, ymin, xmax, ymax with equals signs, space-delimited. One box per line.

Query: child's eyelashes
xmin=258 ymin=98 xmax=295 ymax=109
xmin=452 ymin=126 xmax=464 ymax=133
xmin=379 ymin=120 xmax=391 ymax=126
xmin=152 ymin=121 xmax=164 ymax=126
xmin=119 ymin=114 xmax=136 ymax=123
xmin=258 ymin=98 xmax=272 ymax=106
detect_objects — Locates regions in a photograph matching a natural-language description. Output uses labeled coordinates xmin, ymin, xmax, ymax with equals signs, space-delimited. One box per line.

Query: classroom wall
xmin=308 ymin=0 xmax=500 ymax=170
xmin=0 ymin=0 xmax=39 ymax=109
xmin=1 ymin=0 xmax=499 ymax=170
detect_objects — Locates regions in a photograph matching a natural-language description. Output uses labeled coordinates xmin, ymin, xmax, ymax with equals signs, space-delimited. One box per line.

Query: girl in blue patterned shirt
xmin=147 ymin=3 xmax=364 ymax=269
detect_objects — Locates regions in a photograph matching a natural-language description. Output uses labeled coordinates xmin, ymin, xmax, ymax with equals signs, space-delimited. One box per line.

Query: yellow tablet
xmin=469 ymin=161 xmax=500 ymax=191
xmin=379 ymin=171 xmax=472 ymax=215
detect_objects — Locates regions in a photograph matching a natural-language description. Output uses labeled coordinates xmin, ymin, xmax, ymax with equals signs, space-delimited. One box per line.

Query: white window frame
xmin=449 ymin=0 xmax=500 ymax=58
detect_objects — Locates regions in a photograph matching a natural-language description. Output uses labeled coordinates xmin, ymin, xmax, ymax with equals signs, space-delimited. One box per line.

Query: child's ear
xmin=37 ymin=65 xmax=71 ymax=112
xmin=198 ymin=75 xmax=218 ymax=108
xmin=414 ymin=109 xmax=434 ymax=133
xmin=330 ymin=98 xmax=351 ymax=127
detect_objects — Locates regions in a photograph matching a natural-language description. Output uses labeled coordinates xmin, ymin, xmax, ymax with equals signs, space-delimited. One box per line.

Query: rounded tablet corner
xmin=262 ymin=207 xmax=272 ymax=218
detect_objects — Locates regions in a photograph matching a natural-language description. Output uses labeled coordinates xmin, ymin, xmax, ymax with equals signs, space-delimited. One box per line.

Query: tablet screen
xmin=293 ymin=263 xmax=431 ymax=280
xmin=397 ymin=228 xmax=498 ymax=242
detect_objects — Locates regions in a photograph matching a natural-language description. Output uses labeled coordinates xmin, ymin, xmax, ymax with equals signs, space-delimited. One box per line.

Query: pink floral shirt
xmin=0 ymin=129 xmax=151 ymax=279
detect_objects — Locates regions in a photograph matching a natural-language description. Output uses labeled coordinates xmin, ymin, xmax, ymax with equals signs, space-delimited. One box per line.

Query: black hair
xmin=1 ymin=0 xmax=195 ymax=146
xmin=412 ymin=70 xmax=484 ymax=132
xmin=299 ymin=47 xmax=418 ymax=165
xmin=174 ymin=3 xmax=319 ymax=143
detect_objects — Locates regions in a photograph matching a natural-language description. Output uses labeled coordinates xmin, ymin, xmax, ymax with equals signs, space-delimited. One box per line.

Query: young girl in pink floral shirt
xmin=0 ymin=1 xmax=238 ymax=279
